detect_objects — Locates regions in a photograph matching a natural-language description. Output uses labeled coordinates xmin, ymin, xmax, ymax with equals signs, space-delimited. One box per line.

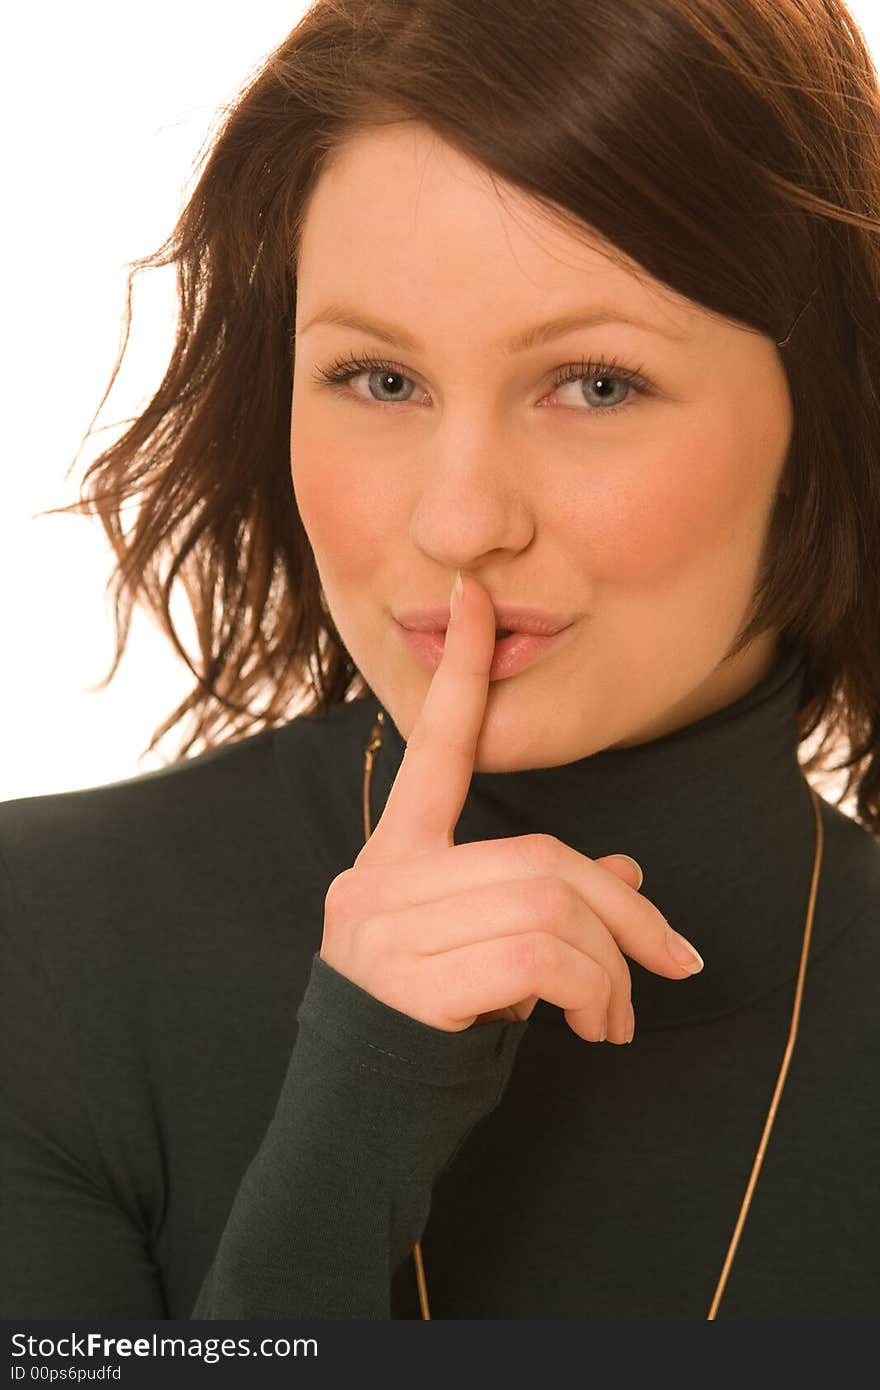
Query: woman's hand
xmin=321 ymin=572 xmax=704 ymax=1045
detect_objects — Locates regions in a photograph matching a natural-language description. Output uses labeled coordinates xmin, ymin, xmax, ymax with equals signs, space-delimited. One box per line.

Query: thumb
xmin=597 ymin=853 xmax=644 ymax=892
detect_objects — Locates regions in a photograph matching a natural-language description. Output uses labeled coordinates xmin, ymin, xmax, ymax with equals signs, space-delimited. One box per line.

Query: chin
xmin=469 ymin=700 xmax=596 ymax=772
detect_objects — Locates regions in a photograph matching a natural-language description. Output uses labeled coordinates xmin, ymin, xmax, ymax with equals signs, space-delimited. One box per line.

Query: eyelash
xmin=310 ymin=350 xmax=653 ymax=418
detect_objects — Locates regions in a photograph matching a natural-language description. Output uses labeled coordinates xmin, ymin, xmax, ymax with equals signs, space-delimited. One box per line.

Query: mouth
xmin=394 ymin=602 xmax=573 ymax=638
xmin=395 ymin=619 xmax=576 ymax=680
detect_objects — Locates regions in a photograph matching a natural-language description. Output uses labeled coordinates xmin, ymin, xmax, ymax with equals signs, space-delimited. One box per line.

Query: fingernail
xmin=608 ymin=854 xmax=643 ymax=891
xmin=665 ymin=927 xmax=705 ymax=974
xmin=449 ymin=570 xmax=463 ymax=626
xmin=625 ymin=1002 xmax=635 ymax=1043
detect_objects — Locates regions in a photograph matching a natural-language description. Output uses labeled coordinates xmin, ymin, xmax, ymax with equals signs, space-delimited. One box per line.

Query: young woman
xmin=2 ymin=0 xmax=879 ymax=1320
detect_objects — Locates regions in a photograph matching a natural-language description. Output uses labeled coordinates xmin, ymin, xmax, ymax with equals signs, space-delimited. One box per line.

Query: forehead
xmin=296 ymin=121 xmax=700 ymax=339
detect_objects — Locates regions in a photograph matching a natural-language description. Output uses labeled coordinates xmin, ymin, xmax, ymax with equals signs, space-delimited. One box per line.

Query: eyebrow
xmin=297 ymin=303 xmax=688 ymax=352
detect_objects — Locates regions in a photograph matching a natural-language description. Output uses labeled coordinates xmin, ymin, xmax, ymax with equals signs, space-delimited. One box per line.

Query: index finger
xmin=359 ymin=571 xmax=495 ymax=862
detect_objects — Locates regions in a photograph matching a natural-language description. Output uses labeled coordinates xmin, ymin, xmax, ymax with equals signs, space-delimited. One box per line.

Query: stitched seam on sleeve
xmin=296 ymin=1017 xmax=505 ymax=1088
xmin=360 ymin=1039 xmax=416 ymax=1064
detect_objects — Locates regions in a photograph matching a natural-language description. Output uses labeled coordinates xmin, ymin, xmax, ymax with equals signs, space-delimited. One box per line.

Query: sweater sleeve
xmin=190 ymin=952 xmax=529 ymax=1319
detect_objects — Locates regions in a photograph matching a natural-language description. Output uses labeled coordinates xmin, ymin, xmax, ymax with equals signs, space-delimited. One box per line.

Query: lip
xmin=395 ymin=620 xmax=576 ymax=681
xmin=394 ymin=603 xmax=573 ymax=637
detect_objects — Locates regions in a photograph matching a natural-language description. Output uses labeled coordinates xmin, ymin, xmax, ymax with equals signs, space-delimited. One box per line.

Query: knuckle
xmin=509 ymin=930 xmax=560 ymax=981
xmin=524 ymin=873 xmax=578 ymax=921
xmin=340 ymin=912 xmax=385 ymax=979
xmin=325 ymin=866 xmax=354 ymax=904
xmin=616 ymin=955 xmax=633 ymax=996
xmin=327 ymin=866 xmax=390 ymax=928
xmin=513 ymin=832 xmax=560 ymax=871
xmin=579 ymin=960 xmax=612 ymax=1012
xmin=322 ymin=897 xmax=344 ymax=943
xmin=324 ymin=868 xmax=385 ymax=951
xmin=596 ymin=964 xmax=614 ymax=1007
xmin=323 ymin=869 xmax=358 ymax=927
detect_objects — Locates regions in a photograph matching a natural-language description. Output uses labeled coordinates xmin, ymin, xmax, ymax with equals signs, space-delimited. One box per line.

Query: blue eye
xmin=550 ymin=356 xmax=648 ymax=414
xmin=310 ymin=350 xmax=653 ymax=418
xmin=315 ymin=355 xmax=419 ymax=404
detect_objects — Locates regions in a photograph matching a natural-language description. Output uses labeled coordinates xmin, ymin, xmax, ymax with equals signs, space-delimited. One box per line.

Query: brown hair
xmin=44 ymin=0 xmax=880 ymax=837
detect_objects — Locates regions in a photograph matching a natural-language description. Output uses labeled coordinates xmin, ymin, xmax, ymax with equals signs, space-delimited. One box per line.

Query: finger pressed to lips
xmin=363 ymin=571 xmax=496 ymax=860
xmin=354 ymin=571 xmax=701 ymax=1043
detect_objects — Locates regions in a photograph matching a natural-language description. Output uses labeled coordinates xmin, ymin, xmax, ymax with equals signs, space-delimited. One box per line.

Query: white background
xmin=3 ymin=1 xmax=878 ymax=803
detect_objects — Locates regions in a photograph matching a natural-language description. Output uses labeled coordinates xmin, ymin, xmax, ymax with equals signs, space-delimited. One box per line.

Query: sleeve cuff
xmin=296 ymin=952 xmax=529 ymax=1087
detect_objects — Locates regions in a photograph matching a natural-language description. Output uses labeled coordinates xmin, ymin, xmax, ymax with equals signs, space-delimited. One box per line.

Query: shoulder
xmin=806 ymin=790 xmax=880 ymax=1038
xmin=0 ymin=695 xmax=379 ymax=956
xmin=0 ymin=726 xmax=270 ymax=990
xmin=814 ymin=786 xmax=880 ymax=914
xmin=0 ymin=722 xmax=277 ymax=881
xmin=0 ymin=695 xmax=377 ymax=864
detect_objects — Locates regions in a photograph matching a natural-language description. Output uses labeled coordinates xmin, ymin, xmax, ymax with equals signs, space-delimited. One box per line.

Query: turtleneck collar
xmin=368 ymin=639 xmax=818 ymax=1029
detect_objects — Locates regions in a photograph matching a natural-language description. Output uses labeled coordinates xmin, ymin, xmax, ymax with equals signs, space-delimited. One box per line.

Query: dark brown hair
xmin=44 ymin=0 xmax=880 ymax=837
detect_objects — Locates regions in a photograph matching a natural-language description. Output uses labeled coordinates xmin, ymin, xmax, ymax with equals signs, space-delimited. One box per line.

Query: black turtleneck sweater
xmin=1 ymin=644 xmax=878 ymax=1319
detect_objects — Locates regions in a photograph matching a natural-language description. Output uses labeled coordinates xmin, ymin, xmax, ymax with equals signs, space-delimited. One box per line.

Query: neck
xmin=608 ymin=629 xmax=780 ymax=748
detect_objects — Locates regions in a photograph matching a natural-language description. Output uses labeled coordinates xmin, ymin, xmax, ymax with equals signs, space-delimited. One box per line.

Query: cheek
xmin=578 ymin=421 xmax=777 ymax=589
xmin=291 ymin=412 xmax=397 ymax=576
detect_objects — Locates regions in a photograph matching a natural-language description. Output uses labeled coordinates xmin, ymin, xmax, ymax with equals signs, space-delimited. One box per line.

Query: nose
xmin=408 ymin=432 xmax=536 ymax=566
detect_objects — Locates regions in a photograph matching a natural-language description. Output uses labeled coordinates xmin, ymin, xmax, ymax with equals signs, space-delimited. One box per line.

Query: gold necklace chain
xmin=361 ymin=708 xmax=824 ymax=1320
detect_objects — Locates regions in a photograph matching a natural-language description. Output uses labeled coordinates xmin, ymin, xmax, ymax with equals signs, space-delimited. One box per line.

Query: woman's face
xmin=291 ymin=121 xmax=793 ymax=771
